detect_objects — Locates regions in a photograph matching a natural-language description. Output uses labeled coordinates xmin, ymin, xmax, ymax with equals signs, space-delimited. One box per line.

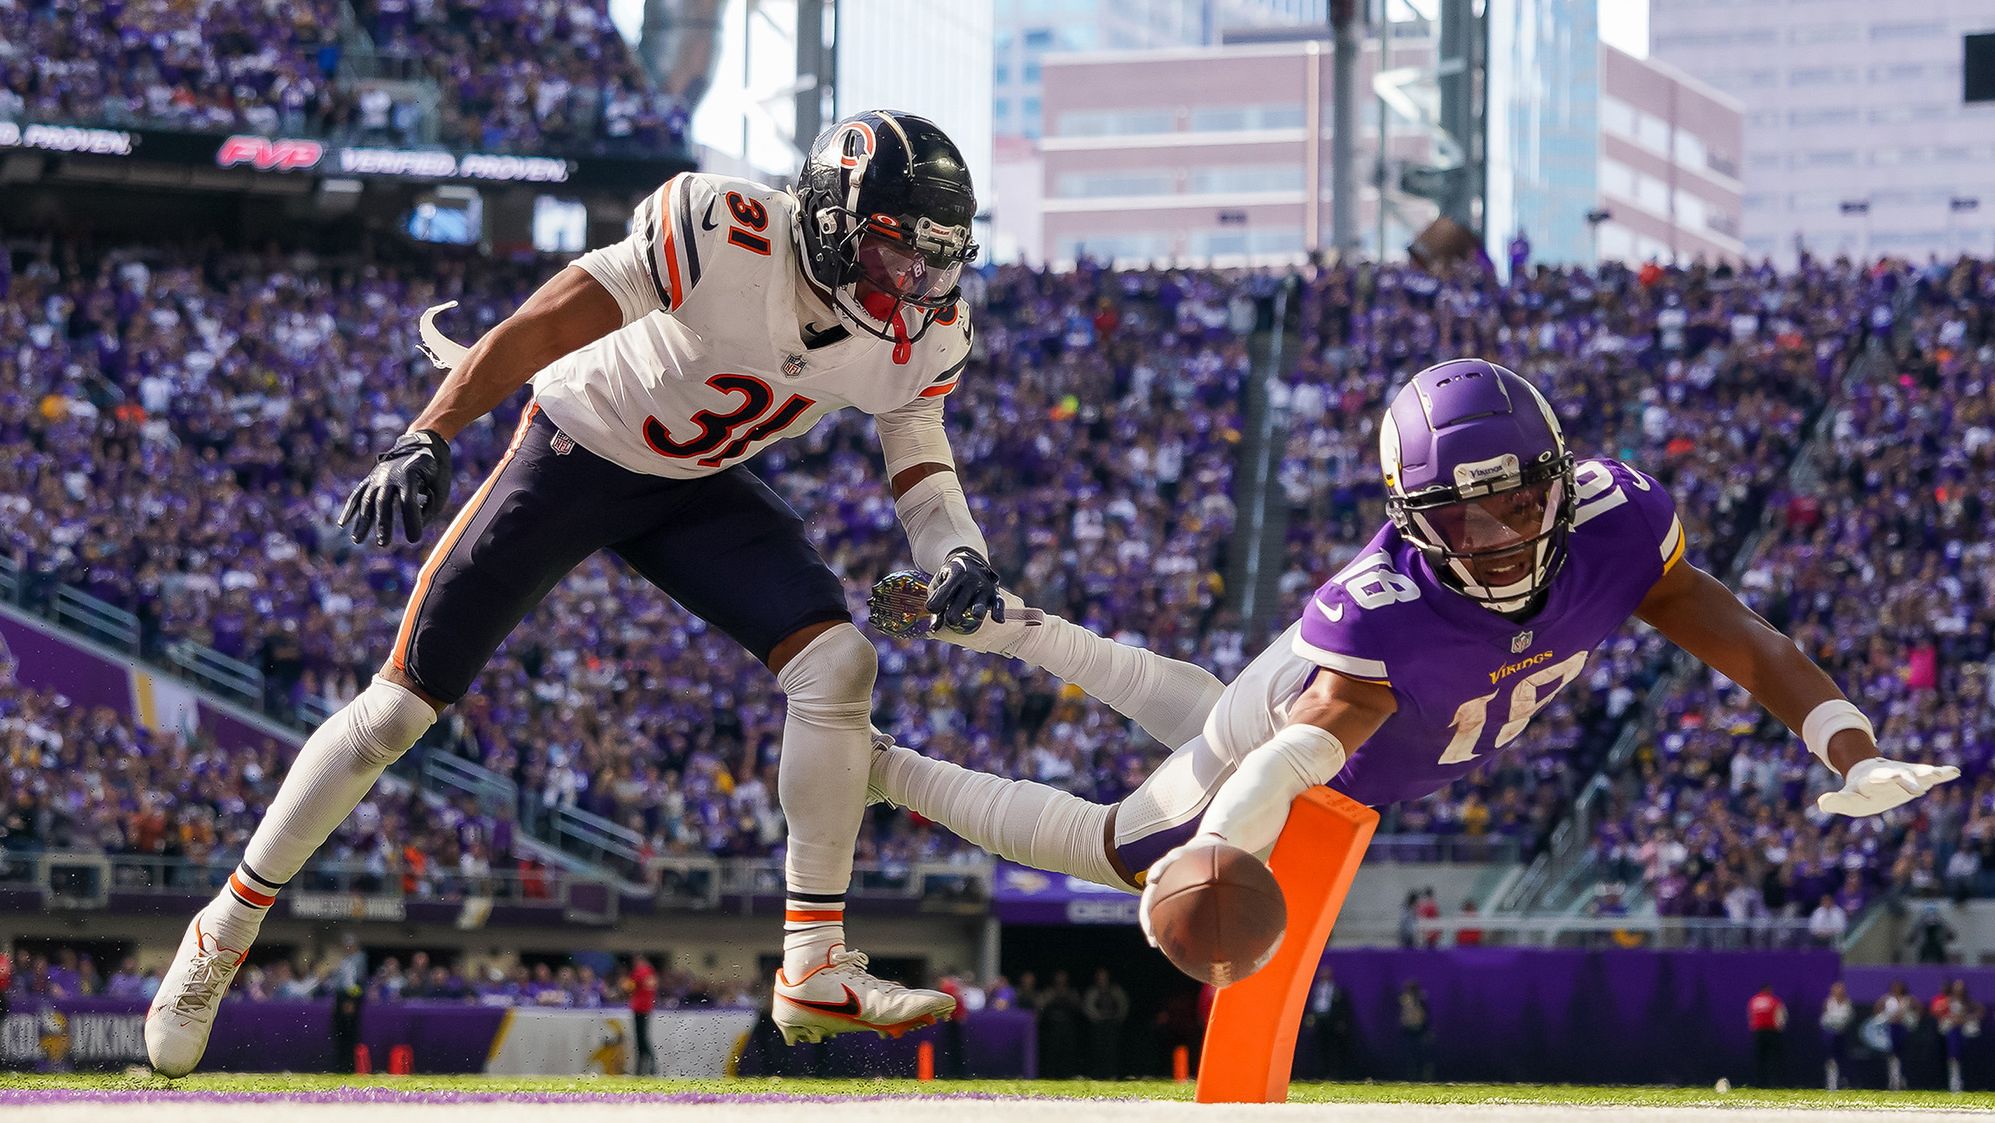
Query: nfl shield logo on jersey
xmin=1511 ymin=630 xmax=1534 ymax=653
xmin=551 ymin=431 xmax=575 ymax=456
xmin=783 ymin=352 xmax=809 ymax=378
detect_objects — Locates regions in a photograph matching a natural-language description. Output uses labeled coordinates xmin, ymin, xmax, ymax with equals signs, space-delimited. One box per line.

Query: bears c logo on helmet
xmin=837 ymin=121 xmax=875 ymax=170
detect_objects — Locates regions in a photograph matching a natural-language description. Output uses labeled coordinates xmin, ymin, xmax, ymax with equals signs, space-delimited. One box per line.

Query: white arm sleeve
xmin=1197 ymin=725 xmax=1347 ymax=857
xmin=879 ymin=395 xmax=986 ymax=573
xmin=894 ymin=472 xmax=988 ymax=576
xmin=573 ymin=233 xmax=662 ymax=327
xmin=874 ymin=393 xmax=957 ymax=476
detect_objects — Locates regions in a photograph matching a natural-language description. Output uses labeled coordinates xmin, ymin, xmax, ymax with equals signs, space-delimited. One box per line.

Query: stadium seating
xmin=356 ymin=0 xmax=684 ymax=153
xmin=1593 ymin=258 xmax=1995 ymax=924
xmin=0 ymin=0 xmax=348 ymax=134
xmin=7 ymin=235 xmax=1990 ymax=943
xmin=0 ymin=0 xmax=679 ymax=155
xmin=1276 ymin=259 xmax=1876 ymax=850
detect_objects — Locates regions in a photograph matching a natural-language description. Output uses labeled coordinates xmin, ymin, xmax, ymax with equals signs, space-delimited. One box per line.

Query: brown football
xmin=1146 ymin=842 xmax=1287 ymax=987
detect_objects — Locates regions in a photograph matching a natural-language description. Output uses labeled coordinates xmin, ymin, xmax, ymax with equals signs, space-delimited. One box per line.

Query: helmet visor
xmin=853 ymin=229 xmax=963 ymax=308
xmin=1407 ymin=477 xmax=1565 ymax=562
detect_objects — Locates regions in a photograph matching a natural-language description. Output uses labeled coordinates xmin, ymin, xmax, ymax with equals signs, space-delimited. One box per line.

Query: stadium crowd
xmin=0 ymin=242 xmax=1253 ymax=875
xmin=0 ymin=0 xmax=679 ymax=156
xmin=0 ymin=677 xmax=516 ymax=896
xmin=356 ymin=0 xmax=685 ymax=154
xmin=0 ymin=943 xmax=753 ymax=1009
xmin=7 ymin=229 xmax=1993 ymax=942
xmin=0 ymin=0 xmax=347 ymax=134
xmin=1592 ymin=257 xmax=1995 ymax=925
xmin=1273 ymin=257 xmax=1878 ymax=847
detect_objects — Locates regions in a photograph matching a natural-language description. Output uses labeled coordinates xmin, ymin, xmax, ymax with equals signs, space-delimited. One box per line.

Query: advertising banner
xmin=483 ymin=1008 xmax=758 ymax=1076
xmin=989 ymin=861 xmax=1138 ymax=925
xmin=2 ymin=122 xmax=692 ymax=194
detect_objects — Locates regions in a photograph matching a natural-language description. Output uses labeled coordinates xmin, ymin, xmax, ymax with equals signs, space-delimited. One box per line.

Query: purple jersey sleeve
xmin=1292 ymin=539 xmax=1407 ymax=685
xmin=1570 ymin=458 xmax=1685 ymax=589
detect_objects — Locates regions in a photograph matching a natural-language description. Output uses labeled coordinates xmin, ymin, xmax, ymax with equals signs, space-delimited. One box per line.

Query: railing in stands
xmin=54 ymin=585 xmax=138 ymax=650
xmin=1364 ymin=834 xmax=1522 ymax=864
xmin=164 ymin=638 xmax=263 ymax=709
xmin=6 ymin=851 xmax=618 ymax=922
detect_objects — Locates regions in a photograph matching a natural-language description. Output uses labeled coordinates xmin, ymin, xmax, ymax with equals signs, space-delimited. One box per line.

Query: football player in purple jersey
xmin=865 ymin=358 xmax=1960 ymax=928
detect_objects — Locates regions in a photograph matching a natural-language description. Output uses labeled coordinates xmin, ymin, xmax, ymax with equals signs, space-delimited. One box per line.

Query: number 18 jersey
xmin=1202 ymin=458 xmax=1685 ymax=807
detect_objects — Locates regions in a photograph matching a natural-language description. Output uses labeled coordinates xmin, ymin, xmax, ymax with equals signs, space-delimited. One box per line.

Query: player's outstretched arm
xmin=1137 ymin=671 xmax=1390 ymax=944
xmin=1635 ymin=559 xmax=1959 ymax=817
xmin=1192 ymin=672 xmax=1393 ymax=857
xmin=339 ymin=267 xmax=622 ymax=546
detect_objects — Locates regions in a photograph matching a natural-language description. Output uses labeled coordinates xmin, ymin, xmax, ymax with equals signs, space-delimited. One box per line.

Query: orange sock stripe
xmin=389 ymin=403 xmax=539 ymax=675
xmin=784 ymin=909 xmax=845 ymax=924
xmin=229 ymin=872 xmax=277 ymax=908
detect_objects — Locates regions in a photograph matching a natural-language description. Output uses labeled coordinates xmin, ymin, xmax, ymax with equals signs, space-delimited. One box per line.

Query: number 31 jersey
xmin=1204 ymin=458 xmax=1685 ymax=808
xmin=530 ymin=172 xmax=971 ymax=479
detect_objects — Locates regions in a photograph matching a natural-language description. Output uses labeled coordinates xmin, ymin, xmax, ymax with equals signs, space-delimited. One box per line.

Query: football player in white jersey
xmin=147 ymin=112 xmax=1006 ymax=1075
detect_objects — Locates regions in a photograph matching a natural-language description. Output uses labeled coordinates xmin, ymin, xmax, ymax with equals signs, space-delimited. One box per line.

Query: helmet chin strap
xmin=837 ymin=283 xmax=914 ymax=363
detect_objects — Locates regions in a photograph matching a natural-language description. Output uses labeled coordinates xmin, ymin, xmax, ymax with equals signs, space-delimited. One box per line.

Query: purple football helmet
xmin=1379 ymin=358 xmax=1576 ymax=614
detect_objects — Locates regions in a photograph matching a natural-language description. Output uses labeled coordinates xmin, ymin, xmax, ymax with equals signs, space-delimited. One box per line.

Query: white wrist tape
xmin=1200 ymin=725 xmax=1347 ymax=857
xmin=1802 ymin=699 xmax=1874 ymax=774
xmin=894 ymin=471 xmax=989 ymax=576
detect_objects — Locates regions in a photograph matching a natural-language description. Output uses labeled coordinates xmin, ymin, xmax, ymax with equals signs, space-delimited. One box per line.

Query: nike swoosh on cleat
xmin=700 ymin=197 xmax=718 ymax=231
xmin=783 ymin=985 xmax=862 ymax=1018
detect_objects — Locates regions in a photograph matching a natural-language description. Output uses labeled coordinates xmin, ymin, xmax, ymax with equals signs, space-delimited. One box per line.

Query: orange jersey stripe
xmin=784 ymin=909 xmax=846 ymax=924
xmin=389 ymin=404 xmax=540 ymax=675
xmin=919 ymin=381 xmax=957 ymax=399
xmin=229 ymin=873 xmax=276 ymax=907
xmin=658 ymin=179 xmax=686 ymax=310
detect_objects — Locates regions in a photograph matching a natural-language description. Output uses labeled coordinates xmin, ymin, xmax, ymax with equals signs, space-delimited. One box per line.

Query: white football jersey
xmin=532 ymin=172 xmax=971 ymax=478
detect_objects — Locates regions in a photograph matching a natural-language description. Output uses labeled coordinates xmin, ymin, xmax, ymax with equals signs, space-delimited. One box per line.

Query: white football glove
xmin=1817 ymin=756 xmax=1961 ymax=817
xmin=1138 ymin=835 xmax=1222 ymax=949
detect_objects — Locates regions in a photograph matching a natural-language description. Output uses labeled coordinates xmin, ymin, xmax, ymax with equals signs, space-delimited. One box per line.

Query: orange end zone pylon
xmin=1194 ymin=787 xmax=1378 ymax=1103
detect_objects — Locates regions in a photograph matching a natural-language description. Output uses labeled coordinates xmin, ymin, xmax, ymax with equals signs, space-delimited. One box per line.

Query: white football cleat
xmin=773 ymin=946 xmax=955 ymax=1044
xmin=146 ymin=913 xmax=253 ymax=1077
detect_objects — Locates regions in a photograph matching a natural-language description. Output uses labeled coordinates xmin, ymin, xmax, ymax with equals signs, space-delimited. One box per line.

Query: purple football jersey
xmin=1296 ymin=458 xmax=1684 ymax=807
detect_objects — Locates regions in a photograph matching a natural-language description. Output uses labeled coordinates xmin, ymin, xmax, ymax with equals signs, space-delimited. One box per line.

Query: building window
xmin=1053 ymin=171 xmax=1174 ymax=198
xmin=1869 ymin=21 xmax=1945 ymax=42
xmin=1188 ymin=104 xmax=1306 ymax=132
xmin=1022 ymin=97 xmax=1043 ymax=139
xmin=1787 ymin=108 xmax=1859 ymax=127
xmin=1054 ymin=108 xmax=1175 ymax=137
xmin=1186 ymin=165 xmax=1306 ymax=194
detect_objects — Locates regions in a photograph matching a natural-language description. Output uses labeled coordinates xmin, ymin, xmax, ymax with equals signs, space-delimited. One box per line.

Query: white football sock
xmin=776 ymin=625 xmax=876 ymax=976
xmin=209 ymin=677 xmax=435 ymax=947
xmin=873 ymin=741 xmax=1125 ymax=892
xmin=989 ymin=613 xmax=1223 ymax=750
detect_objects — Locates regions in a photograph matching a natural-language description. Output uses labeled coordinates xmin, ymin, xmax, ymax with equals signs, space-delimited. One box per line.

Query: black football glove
xmin=339 ymin=429 xmax=453 ymax=546
xmin=925 ymin=548 xmax=1006 ymax=634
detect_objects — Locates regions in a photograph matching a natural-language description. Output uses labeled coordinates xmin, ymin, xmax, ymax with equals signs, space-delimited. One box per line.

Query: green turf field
xmin=5 ymin=1072 xmax=1995 ymax=1112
